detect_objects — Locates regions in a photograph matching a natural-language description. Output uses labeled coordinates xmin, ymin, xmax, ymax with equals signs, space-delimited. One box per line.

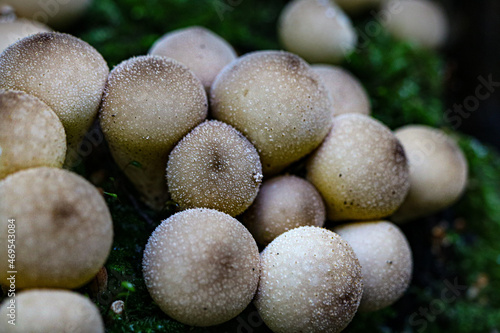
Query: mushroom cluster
xmin=0 ymin=28 xmax=111 ymax=331
xmin=0 ymin=1 xmax=468 ymax=331
xmin=0 ymin=32 xmax=109 ymax=166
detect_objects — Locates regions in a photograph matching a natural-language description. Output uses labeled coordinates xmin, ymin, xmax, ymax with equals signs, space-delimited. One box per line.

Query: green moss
xmin=345 ymin=28 xmax=445 ymax=130
xmin=73 ymin=0 xmax=285 ymax=67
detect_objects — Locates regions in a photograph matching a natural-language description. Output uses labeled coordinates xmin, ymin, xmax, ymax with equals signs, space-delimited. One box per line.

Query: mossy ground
xmin=3 ymin=1 xmax=499 ymax=332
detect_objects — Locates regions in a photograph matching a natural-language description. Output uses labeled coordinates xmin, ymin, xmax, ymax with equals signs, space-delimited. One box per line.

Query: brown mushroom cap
xmin=0 ymin=18 xmax=51 ymax=53
xmin=0 ymin=289 xmax=104 ymax=333
xmin=149 ymin=26 xmax=237 ymax=92
xmin=99 ymin=55 xmax=208 ymax=210
xmin=211 ymin=50 xmax=333 ymax=175
xmin=0 ymin=167 xmax=113 ymax=289
xmin=167 ymin=120 xmax=262 ymax=216
xmin=392 ymin=125 xmax=468 ymax=222
xmin=306 ymin=114 xmax=410 ymax=221
xmin=334 ymin=221 xmax=413 ymax=312
xmin=278 ymin=0 xmax=357 ymax=64
xmin=382 ymin=0 xmax=448 ymax=49
xmin=240 ymin=175 xmax=325 ymax=245
xmin=0 ymin=32 xmax=109 ymax=166
xmin=311 ymin=64 xmax=371 ymax=116
xmin=255 ymin=226 xmax=363 ymax=333
xmin=142 ymin=208 xmax=260 ymax=326
xmin=0 ymin=0 xmax=92 ymax=29
xmin=0 ymin=90 xmax=66 ymax=179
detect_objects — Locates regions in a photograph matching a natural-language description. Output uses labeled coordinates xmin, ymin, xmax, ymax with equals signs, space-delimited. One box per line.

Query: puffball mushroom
xmin=149 ymin=26 xmax=237 ymax=92
xmin=240 ymin=175 xmax=326 ymax=245
xmin=0 ymin=90 xmax=66 ymax=179
xmin=278 ymin=0 xmax=357 ymax=64
xmin=334 ymin=221 xmax=413 ymax=312
xmin=142 ymin=208 xmax=260 ymax=326
xmin=382 ymin=0 xmax=448 ymax=49
xmin=0 ymin=18 xmax=51 ymax=53
xmin=392 ymin=125 xmax=468 ymax=222
xmin=255 ymin=226 xmax=363 ymax=333
xmin=0 ymin=289 xmax=104 ymax=333
xmin=167 ymin=120 xmax=262 ymax=217
xmin=306 ymin=114 xmax=410 ymax=221
xmin=0 ymin=167 xmax=113 ymax=289
xmin=0 ymin=32 xmax=109 ymax=166
xmin=100 ymin=55 xmax=208 ymax=211
xmin=211 ymin=50 xmax=333 ymax=175
xmin=312 ymin=64 xmax=371 ymax=116
xmin=0 ymin=0 xmax=92 ymax=29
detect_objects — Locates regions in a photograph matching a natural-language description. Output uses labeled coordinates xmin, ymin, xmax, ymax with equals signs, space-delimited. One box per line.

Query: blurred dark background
xmin=444 ymin=0 xmax=500 ymax=150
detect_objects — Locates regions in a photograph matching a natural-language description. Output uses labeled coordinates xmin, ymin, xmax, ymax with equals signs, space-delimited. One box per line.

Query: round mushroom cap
xmin=306 ymin=114 xmax=410 ymax=221
xmin=0 ymin=289 xmax=104 ymax=333
xmin=142 ymin=208 xmax=260 ymax=327
xmin=241 ymin=175 xmax=326 ymax=245
xmin=0 ymin=18 xmax=51 ymax=53
xmin=167 ymin=120 xmax=262 ymax=216
xmin=149 ymin=26 xmax=237 ymax=92
xmin=0 ymin=0 xmax=92 ymax=29
xmin=382 ymin=0 xmax=448 ymax=49
xmin=311 ymin=64 xmax=370 ymax=116
xmin=100 ymin=55 xmax=208 ymax=210
xmin=211 ymin=50 xmax=333 ymax=175
xmin=255 ymin=226 xmax=363 ymax=333
xmin=392 ymin=125 xmax=468 ymax=222
xmin=0 ymin=90 xmax=66 ymax=179
xmin=0 ymin=167 xmax=113 ymax=289
xmin=333 ymin=221 xmax=413 ymax=312
xmin=0 ymin=32 xmax=109 ymax=166
xmin=278 ymin=0 xmax=357 ymax=64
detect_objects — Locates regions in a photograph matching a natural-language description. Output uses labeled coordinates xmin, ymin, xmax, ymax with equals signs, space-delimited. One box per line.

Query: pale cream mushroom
xmin=307 ymin=114 xmax=410 ymax=221
xmin=255 ymin=226 xmax=363 ymax=333
xmin=150 ymin=26 xmax=237 ymax=92
xmin=0 ymin=90 xmax=66 ymax=179
xmin=0 ymin=167 xmax=113 ymax=289
xmin=211 ymin=50 xmax=332 ymax=175
xmin=0 ymin=32 xmax=109 ymax=167
xmin=392 ymin=125 xmax=468 ymax=222
xmin=334 ymin=221 xmax=413 ymax=312
xmin=278 ymin=0 xmax=357 ymax=64
xmin=99 ymin=55 xmax=207 ymax=210
xmin=143 ymin=208 xmax=260 ymax=326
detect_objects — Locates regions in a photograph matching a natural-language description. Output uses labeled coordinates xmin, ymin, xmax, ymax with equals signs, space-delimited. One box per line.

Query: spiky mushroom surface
xmin=167 ymin=120 xmax=262 ymax=216
xmin=255 ymin=226 xmax=363 ymax=333
xmin=100 ymin=55 xmax=208 ymax=210
xmin=0 ymin=167 xmax=113 ymax=289
xmin=0 ymin=90 xmax=66 ymax=179
xmin=0 ymin=32 xmax=109 ymax=166
xmin=307 ymin=114 xmax=410 ymax=221
xmin=0 ymin=18 xmax=51 ymax=53
xmin=142 ymin=208 xmax=260 ymax=327
xmin=211 ymin=50 xmax=332 ymax=175
xmin=240 ymin=175 xmax=325 ymax=245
